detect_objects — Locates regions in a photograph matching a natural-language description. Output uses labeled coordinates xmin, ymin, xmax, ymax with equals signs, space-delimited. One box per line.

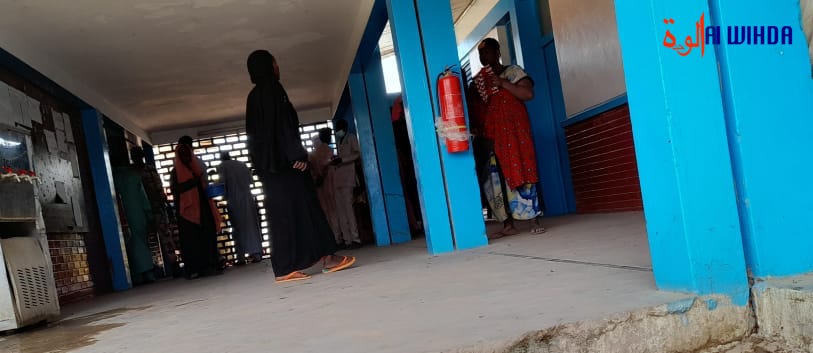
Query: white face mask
xmin=336 ymin=130 xmax=346 ymax=139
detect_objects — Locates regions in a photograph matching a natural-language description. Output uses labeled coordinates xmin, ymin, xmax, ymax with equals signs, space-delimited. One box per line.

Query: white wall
xmin=549 ymin=0 xmax=626 ymax=117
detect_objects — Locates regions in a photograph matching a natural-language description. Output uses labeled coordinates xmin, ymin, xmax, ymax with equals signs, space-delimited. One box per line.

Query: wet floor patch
xmin=0 ymin=306 xmax=150 ymax=353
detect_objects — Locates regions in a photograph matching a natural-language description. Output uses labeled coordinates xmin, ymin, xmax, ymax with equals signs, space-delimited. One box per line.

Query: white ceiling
xmin=0 ymin=0 xmax=478 ymax=138
xmin=379 ymin=0 xmax=475 ymax=57
xmin=452 ymin=0 xmax=477 ymax=23
xmin=0 ymin=0 xmax=374 ymax=136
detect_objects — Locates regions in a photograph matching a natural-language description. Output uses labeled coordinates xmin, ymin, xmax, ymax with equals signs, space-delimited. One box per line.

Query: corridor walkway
xmin=0 ymin=213 xmax=688 ymax=353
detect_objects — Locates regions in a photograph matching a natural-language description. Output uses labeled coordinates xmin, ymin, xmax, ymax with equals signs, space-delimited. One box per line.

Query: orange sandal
xmin=322 ymin=256 xmax=357 ymax=274
xmin=275 ymin=271 xmax=311 ymax=283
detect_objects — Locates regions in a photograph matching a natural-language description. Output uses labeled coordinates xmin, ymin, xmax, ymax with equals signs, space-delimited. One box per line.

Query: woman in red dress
xmin=468 ymin=38 xmax=543 ymax=239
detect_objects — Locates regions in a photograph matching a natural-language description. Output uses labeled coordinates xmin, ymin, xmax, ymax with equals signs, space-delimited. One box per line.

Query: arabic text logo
xmin=663 ymin=13 xmax=793 ymax=57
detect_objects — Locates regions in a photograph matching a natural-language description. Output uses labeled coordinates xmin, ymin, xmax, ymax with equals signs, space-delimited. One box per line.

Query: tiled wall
xmin=2 ymin=65 xmax=103 ymax=304
xmin=48 ymin=233 xmax=94 ymax=304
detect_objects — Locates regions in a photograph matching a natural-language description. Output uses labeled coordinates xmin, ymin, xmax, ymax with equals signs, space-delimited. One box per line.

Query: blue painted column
xmin=385 ymin=0 xmax=455 ymax=254
xmin=512 ymin=0 xmax=575 ymax=216
xmin=414 ymin=0 xmax=487 ymax=250
xmin=387 ymin=0 xmax=487 ymax=252
xmin=80 ymin=108 xmax=131 ymax=291
xmin=614 ymin=1 xmax=749 ymax=303
xmin=541 ymin=40 xmax=577 ymax=214
xmin=709 ymin=0 xmax=813 ymax=277
xmin=348 ymin=71 xmax=392 ymax=247
xmin=363 ymin=46 xmax=412 ymax=244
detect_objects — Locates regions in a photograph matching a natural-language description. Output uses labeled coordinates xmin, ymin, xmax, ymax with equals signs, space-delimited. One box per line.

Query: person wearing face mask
xmin=330 ymin=119 xmax=363 ymax=250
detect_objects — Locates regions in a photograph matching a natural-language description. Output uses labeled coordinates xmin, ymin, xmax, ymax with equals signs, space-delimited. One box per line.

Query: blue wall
xmin=709 ymin=0 xmax=813 ymax=278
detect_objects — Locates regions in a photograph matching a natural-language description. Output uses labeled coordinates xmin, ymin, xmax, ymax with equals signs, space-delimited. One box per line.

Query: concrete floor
xmin=0 ymin=212 xmax=690 ymax=353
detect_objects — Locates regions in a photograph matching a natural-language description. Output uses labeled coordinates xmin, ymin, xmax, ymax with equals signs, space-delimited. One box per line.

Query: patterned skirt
xmin=482 ymin=152 xmax=542 ymax=222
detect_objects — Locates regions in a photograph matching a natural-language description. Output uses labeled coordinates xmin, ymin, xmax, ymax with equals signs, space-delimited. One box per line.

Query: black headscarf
xmin=247 ymin=50 xmax=276 ymax=84
xmin=245 ymin=50 xmax=307 ymax=174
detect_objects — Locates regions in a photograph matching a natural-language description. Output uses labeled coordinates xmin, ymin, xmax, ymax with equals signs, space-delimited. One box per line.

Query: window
xmin=379 ymin=21 xmax=403 ymax=93
xmin=299 ymin=120 xmax=336 ymax=154
xmin=382 ymin=55 xmax=402 ymax=93
xmin=153 ymin=132 xmax=269 ymax=262
xmin=153 ymin=122 xmax=336 ymax=263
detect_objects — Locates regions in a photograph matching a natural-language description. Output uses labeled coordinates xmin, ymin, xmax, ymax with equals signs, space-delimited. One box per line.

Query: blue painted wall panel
xmin=710 ymin=0 xmax=813 ymax=277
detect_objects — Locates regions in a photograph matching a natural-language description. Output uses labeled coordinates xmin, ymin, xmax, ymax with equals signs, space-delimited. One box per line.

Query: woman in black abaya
xmin=245 ymin=50 xmax=356 ymax=282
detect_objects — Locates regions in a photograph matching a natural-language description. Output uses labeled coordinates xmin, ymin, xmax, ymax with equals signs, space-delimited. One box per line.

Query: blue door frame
xmin=340 ymin=0 xmax=412 ymax=247
xmin=457 ymin=0 xmax=576 ymax=215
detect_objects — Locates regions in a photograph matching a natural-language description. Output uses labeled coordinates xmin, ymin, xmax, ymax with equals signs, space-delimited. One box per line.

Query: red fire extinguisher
xmin=437 ymin=68 xmax=470 ymax=153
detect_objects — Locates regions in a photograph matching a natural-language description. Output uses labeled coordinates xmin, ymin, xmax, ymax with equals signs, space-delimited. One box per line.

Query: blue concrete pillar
xmin=709 ymin=0 xmax=813 ymax=277
xmin=348 ymin=71 xmax=392 ymax=247
xmin=614 ymin=0 xmax=749 ymax=303
xmin=363 ymin=47 xmax=411 ymax=244
xmin=80 ymin=108 xmax=131 ymax=291
xmin=386 ymin=0 xmax=455 ymax=254
xmin=412 ymin=0 xmax=486 ymax=251
xmin=386 ymin=0 xmax=487 ymax=253
xmin=512 ymin=0 xmax=575 ymax=216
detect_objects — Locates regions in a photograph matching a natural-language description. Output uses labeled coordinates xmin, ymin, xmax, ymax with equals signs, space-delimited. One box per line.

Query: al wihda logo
xmin=663 ymin=13 xmax=794 ymax=57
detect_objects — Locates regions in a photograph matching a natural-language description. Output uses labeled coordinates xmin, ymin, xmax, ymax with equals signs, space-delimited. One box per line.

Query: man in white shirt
xmin=331 ymin=119 xmax=362 ymax=249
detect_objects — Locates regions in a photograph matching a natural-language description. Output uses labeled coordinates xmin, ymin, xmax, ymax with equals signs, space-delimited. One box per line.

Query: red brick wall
xmin=48 ymin=233 xmax=94 ymax=304
xmin=565 ymin=104 xmax=644 ymax=213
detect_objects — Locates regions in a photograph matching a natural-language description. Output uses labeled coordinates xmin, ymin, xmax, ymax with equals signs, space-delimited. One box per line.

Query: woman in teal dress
xmin=113 ymin=165 xmax=156 ymax=285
